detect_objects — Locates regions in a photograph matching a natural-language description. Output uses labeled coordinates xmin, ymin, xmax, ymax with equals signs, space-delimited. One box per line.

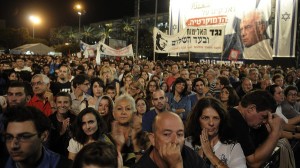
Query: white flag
xmin=273 ymin=0 xmax=298 ymax=57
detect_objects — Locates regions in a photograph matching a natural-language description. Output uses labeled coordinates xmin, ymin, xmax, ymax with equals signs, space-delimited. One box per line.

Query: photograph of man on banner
xmin=239 ymin=10 xmax=273 ymax=60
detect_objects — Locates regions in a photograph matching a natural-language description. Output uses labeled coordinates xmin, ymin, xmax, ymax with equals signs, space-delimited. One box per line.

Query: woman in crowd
xmin=95 ymin=95 xmax=115 ymax=132
xmin=219 ymin=86 xmax=240 ymax=110
xmin=137 ymin=77 xmax=146 ymax=91
xmin=141 ymin=70 xmax=150 ymax=82
xmin=166 ymin=77 xmax=191 ymax=122
xmin=186 ymin=97 xmax=246 ymax=168
xmin=48 ymin=92 xmax=77 ymax=157
xmin=135 ymin=97 xmax=149 ymax=124
xmin=110 ymin=94 xmax=146 ymax=167
xmin=120 ymin=73 xmax=133 ymax=94
xmin=145 ymin=79 xmax=159 ymax=108
xmin=68 ymin=107 xmax=110 ymax=160
xmin=87 ymin=77 xmax=104 ymax=108
xmin=160 ymin=81 xmax=169 ymax=93
xmin=150 ymin=74 xmax=161 ymax=85
xmin=99 ymin=65 xmax=120 ymax=96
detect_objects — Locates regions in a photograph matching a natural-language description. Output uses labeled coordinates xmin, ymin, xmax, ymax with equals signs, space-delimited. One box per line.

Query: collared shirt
xmin=70 ymin=92 xmax=92 ymax=115
xmin=27 ymin=95 xmax=52 ymax=117
xmin=142 ymin=109 xmax=157 ymax=132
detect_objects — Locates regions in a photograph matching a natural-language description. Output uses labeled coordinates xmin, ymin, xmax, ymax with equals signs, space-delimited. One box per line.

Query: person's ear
xmin=40 ymin=131 xmax=49 ymax=142
xmin=148 ymin=133 xmax=155 ymax=146
xmin=247 ymin=104 xmax=256 ymax=113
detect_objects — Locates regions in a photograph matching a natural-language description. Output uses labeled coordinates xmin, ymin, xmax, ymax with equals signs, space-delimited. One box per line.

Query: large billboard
xmin=169 ymin=0 xmax=298 ymax=60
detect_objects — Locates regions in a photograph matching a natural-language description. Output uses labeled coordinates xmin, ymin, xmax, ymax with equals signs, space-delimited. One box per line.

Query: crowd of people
xmin=0 ymin=53 xmax=300 ymax=168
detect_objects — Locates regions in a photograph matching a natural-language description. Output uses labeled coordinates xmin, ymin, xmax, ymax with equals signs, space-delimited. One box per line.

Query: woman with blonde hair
xmin=99 ymin=65 xmax=120 ymax=96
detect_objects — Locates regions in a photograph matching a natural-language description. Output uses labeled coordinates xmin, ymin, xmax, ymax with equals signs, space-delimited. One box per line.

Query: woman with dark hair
xmin=88 ymin=77 xmax=104 ymax=108
xmin=160 ymin=81 xmax=169 ymax=93
xmin=68 ymin=107 xmax=111 ymax=160
xmin=186 ymin=97 xmax=246 ymax=168
xmin=72 ymin=141 xmax=122 ymax=168
xmin=95 ymin=95 xmax=115 ymax=132
xmin=220 ymin=86 xmax=240 ymax=110
xmin=166 ymin=77 xmax=191 ymax=121
xmin=145 ymin=79 xmax=159 ymax=108
xmin=135 ymin=97 xmax=149 ymax=126
xmin=141 ymin=70 xmax=149 ymax=82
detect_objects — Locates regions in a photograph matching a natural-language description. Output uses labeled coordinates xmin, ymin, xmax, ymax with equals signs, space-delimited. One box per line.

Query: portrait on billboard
xmin=239 ymin=10 xmax=273 ymax=60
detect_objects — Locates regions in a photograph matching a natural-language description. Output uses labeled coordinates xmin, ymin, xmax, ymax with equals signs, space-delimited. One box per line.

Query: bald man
xmin=134 ymin=112 xmax=205 ymax=168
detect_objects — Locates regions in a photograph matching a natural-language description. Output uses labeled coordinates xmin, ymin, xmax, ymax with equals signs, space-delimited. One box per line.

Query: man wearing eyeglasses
xmin=3 ymin=106 xmax=72 ymax=168
xmin=281 ymin=85 xmax=300 ymax=119
xmin=70 ymin=74 xmax=91 ymax=115
xmin=27 ymin=74 xmax=55 ymax=117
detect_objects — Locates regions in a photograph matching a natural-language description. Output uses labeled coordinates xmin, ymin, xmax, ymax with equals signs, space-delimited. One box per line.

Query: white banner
xmin=273 ymin=0 xmax=297 ymax=57
xmin=80 ymin=41 xmax=98 ymax=58
xmin=153 ymin=26 xmax=225 ymax=53
xmin=97 ymin=42 xmax=134 ymax=57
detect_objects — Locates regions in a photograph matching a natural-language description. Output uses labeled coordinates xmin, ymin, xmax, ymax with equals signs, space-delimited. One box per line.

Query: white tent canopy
xmin=10 ymin=43 xmax=54 ymax=55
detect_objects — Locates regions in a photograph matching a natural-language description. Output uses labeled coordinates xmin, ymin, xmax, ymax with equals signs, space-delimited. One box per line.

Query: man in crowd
xmin=142 ymin=90 xmax=168 ymax=132
xmin=166 ymin=63 xmax=180 ymax=88
xmin=14 ymin=58 xmax=32 ymax=72
xmin=27 ymin=74 xmax=55 ymax=117
xmin=229 ymin=90 xmax=283 ymax=167
xmin=70 ymin=74 xmax=92 ymax=115
xmin=135 ymin=112 xmax=206 ymax=168
xmin=190 ymin=78 xmax=208 ymax=107
xmin=50 ymin=65 xmax=72 ymax=96
xmin=236 ymin=77 xmax=253 ymax=98
xmin=281 ymin=85 xmax=300 ymax=119
xmin=180 ymin=69 xmax=189 ymax=80
xmin=214 ymin=76 xmax=230 ymax=98
xmin=6 ymin=81 xmax=32 ymax=107
xmin=248 ymin=68 xmax=260 ymax=89
xmin=3 ymin=106 xmax=71 ymax=167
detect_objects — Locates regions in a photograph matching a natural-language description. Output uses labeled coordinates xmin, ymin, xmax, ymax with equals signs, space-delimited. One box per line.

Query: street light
xmin=29 ymin=15 xmax=41 ymax=39
xmin=74 ymin=3 xmax=85 ymax=40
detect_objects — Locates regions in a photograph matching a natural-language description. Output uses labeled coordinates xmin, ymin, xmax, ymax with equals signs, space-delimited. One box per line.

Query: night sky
xmin=0 ymin=0 xmax=169 ymax=29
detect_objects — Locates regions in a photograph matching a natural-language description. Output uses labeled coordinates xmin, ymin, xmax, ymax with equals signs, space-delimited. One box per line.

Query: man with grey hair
xmin=27 ymin=74 xmax=55 ymax=116
xmin=247 ymin=68 xmax=261 ymax=89
xmin=240 ymin=10 xmax=273 ymax=60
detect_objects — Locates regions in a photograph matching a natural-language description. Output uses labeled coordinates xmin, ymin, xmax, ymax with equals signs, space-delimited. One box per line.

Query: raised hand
xmin=111 ymin=121 xmax=125 ymax=152
xmin=60 ymin=117 xmax=70 ymax=135
xmin=200 ymin=128 xmax=214 ymax=159
xmin=158 ymin=142 xmax=183 ymax=168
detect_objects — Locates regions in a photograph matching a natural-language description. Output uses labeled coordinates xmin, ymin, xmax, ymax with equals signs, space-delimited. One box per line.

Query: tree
xmin=0 ymin=28 xmax=30 ymax=49
xmin=82 ymin=26 xmax=95 ymax=43
xmin=97 ymin=23 xmax=113 ymax=44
